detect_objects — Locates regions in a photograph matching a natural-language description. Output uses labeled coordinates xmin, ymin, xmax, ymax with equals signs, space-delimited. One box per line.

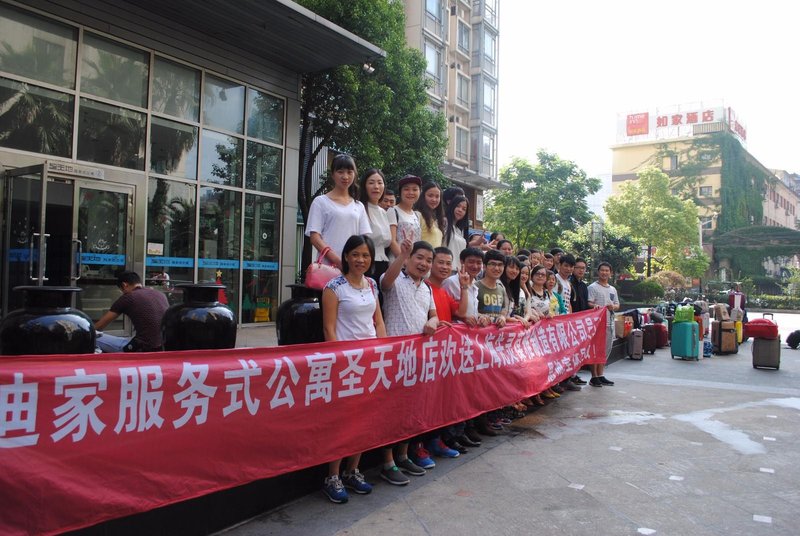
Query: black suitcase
xmin=642 ymin=323 xmax=657 ymax=354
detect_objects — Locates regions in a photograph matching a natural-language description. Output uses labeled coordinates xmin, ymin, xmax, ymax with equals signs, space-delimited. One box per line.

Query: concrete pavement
xmin=220 ymin=313 xmax=800 ymax=536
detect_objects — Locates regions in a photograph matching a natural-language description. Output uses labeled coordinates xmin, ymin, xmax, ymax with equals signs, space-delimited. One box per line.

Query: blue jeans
xmin=96 ymin=332 xmax=132 ymax=353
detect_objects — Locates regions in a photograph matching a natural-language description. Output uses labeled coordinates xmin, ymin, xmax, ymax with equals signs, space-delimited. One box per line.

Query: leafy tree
xmin=296 ymin=0 xmax=448 ymax=225
xmin=561 ymin=220 xmax=639 ymax=278
xmin=605 ymin=166 xmax=709 ymax=278
xmin=484 ymin=152 xmax=601 ymax=250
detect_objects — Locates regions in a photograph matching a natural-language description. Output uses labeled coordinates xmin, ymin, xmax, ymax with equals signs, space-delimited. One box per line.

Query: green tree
xmin=561 ymin=220 xmax=639 ymax=278
xmin=605 ymin=166 xmax=709 ymax=277
xmin=295 ymin=0 xmax=447 ymax=225
xmin=484 ymin=153 xmax=601 ymax=250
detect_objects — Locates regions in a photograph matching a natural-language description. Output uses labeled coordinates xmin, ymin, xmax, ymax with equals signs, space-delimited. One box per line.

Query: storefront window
xmin=77 ymin=97 xmax=145 ymax=170
xmin=152 ymin=57 xmax=200 ymax=122
xmin=199 ymin=186 xmax=241 ymax=318
xmin=0 ymin=4 xmax=77 ymax=88
xmin=200 ymin=129 xmax=242 ymax=186
xmin=81 ymin=33 xmax=148 ymax=108
xmin=150 ymin=117 xmax=198 ymax=178
xmin=146 ymin=178 xmax=196 ymax=296
xmin=242 ymin=194 xmax=280 ymax=323
xmin=245 ymin=142 xmax=281 ymax=194
xmin=246 ymin=88 xmax=283 ymax=144
xmin=0 ymin=77 xmax=73 ymax=156
xmin=203 ymin=75 xmax=244 ymax=134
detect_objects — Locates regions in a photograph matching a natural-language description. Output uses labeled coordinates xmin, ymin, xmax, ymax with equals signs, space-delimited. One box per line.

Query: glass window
xmin=246 ymin=142 xmax=282 ymax=194
xmin=426 ymin=0 xmax=441 ymax=19
xmin=456 ymin=128 xmax=468 ymax=161
xmin=457 ymin=75 xmax=469 ymax=107
xmin=424 ymin=43 xmax=440 ymax=77
xmin=483 ymin=79 xmax=496 ymax=125
xmin=150 ymin=117 xmax=198 ymax=179
xmin=247 ymin=88 xmax=284 ymax=144
xmin=484 ymin=30 xmax=496 ymax=62
xmin=203 ymin=75 xmax=244 ymax=134
xmin=200 ymin=129 xmax=242 ymax=186
xmin=77 ymin=97 xmax=145 ymax=170
xmin=699 ymin=186 xmax=712 ymax=197
xmin=81 ymin=33 xmax=149 ymax=108
xmin=242 ymin=194 xmax=280 ymax=323
xmin=199 ymin=186 xmax=241 ymax=318
xmin=457 ymin=21 xmax=470 ymax=53
xmin=0 ymin=5 xmax=78 ymax=88
xmin=0 ymin=77 xmax=73 ymax=156
xmin=482 ymin=131 xmax=495 ymax=160
xmin=152 ymin=57 xmax=200 ymax=122
xmin=146 ymin=178 xmax=196 ymax=289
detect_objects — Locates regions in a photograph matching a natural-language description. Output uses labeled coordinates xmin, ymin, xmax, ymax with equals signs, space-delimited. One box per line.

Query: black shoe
xmin=599 ymin=376 xmax=615 ymax=386
xmin=571 ymin=375 xmax=587 ymax=385
xmin=589 ymin=377 xmax=603 ymax=387
xmin=463 ymin=428 xmax=483 ymax=445
xmin=446 ymin=439 xmax=468 ymax=454
xmin=457 ymin=434 xmax=481 ymax=447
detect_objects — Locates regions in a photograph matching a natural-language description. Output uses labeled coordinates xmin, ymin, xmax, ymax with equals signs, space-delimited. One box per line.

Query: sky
xmin=497 ymin=1 xmax=800 ymax=185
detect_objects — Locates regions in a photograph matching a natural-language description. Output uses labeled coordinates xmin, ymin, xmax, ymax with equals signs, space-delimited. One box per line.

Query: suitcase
xmin=735 ymin=320 xmax=743 ymax=344
xmin=655 ymin=322 xmax=669 ymax=348
xmin=752 ymin=337 xmax=781 ymax=369
xmin=711 ymin=320 xmax=738 ymax=355
xmin=642 ymin=324 xmax=657 ymax=354
xmin=627 ymin=328 xmax=643 ymax=360
xmin=744 ymin=313 xmax=778 ymax=340
xmin=622 ymin=308 xmax=642 ymax=329
xmin=703 ymin=340 xmax=713 ymax=358
xmin=788 ymin=330 xmax=800 ymax=349
xmin=671 ymin=321 xmax=699 ymax=360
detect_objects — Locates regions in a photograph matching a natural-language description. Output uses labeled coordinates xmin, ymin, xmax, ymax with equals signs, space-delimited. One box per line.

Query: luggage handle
xmin=763 ymin=313 xmax=774 ymax=320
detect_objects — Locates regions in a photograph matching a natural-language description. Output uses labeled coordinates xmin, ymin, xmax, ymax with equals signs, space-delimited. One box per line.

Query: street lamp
xmin=590 ymin=221 xmax=604 ymax=270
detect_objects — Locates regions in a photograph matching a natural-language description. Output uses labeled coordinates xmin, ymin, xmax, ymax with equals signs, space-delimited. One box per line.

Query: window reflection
xmin=147 ymin=178 xmax=195 ymax=291
xmin=150 ymin=117 xmax=198 ymax=179
xmin=245 ymin=142 xmax=281 ymax=194
xmin=200 ymin=129 xmax=242 ymax=186
xmin=246 ymin=88 xmax=283 ymax=144
xmin=152 ymin=57 xmax=200 ymax=122
xmin=81 ymin=33 xmax=149 ymax=108
xmin=199 ymin=186 xmax=241 ymax=318
xmin=203 ymin=75 xmax=244 ymax=134
xmin=242 ymin=194 xmax=280 ymax=323
xmin=77 ymin=97 xmax=145 ymax=170
xmin=0 ymin=77 xmax=73 ymax=156
xmin=0 ymin=4 xmax=77 ymax=88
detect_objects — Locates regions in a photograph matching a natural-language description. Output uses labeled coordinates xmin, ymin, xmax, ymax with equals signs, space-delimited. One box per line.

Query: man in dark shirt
xmin=567 ymin=257 xmax=590 ymax=386
xmin=95 ymin=271 xmax=169 ymax=352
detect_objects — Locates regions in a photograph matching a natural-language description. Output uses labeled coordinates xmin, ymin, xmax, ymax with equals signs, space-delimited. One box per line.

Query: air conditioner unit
xmin=448 ymin=116 xmax=455 ymax=122
xmin=455 ymin=116 xmax=461 ymax=123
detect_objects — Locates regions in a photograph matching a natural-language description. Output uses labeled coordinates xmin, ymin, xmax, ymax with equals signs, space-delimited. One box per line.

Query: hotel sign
xmin=46 ymin=161 xmax=104 ymax=180
xmin=617 ymin=104 xmax=746 ymax=145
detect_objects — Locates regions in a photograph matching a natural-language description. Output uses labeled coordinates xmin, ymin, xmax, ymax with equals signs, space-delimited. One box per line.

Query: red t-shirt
xmin=427 ymin=280 xmax=458 ymax=322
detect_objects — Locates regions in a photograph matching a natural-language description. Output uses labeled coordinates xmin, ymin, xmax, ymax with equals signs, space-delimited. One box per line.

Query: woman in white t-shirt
xmin=321 ymin=235 xmax=386 ymax=503
xmin=306 ymin=154 xmax=371 ymax=268
xmin=388 ymin=175 xmax=422 ymax=258
xmin=443 ymin=195 xmax=469 ymax=272
xmin=359 ymin=168 xmax=392 ymax=282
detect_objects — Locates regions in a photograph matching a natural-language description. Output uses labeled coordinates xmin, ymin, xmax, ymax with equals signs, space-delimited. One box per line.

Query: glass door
xmin=2 ymin=164 xmax=134 ymax=321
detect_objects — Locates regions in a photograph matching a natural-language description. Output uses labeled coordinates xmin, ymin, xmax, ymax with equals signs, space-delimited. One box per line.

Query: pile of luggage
xmin=745 ymin=313 xmax=781 ymax=370
xmin=621 ymin=308 xmax=668 ymax=360
xmin=670 ymin=304 xmax=701 ymax=360
xmin=710 ymin=304 xmax=739 ymax=356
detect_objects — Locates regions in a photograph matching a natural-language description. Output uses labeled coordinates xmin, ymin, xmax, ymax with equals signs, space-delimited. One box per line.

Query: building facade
xmin=403 ymin=0 xmax=501 ymax=227
xmin=0 ymin=0 xmax=381 ymax=328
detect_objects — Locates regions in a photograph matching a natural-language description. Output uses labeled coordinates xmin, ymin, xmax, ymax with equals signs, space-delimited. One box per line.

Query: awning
xmin=439 ymin=160 xmax=508 ymax=190
xmin=122 ymin=0 xmax=385 ymax=73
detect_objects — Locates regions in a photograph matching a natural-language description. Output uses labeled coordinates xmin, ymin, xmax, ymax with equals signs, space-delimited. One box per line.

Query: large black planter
xmin=275 ymin=285 xmax=324 ymax=345
xmin=162 ymin=284 xmax=237 ymax=351
xmin=0 ymin=286 xmax=96 ymax=355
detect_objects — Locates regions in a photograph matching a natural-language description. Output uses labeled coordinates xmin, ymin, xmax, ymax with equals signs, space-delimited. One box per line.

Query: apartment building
xmin=403 ymin=0 xmax=502 ymax=228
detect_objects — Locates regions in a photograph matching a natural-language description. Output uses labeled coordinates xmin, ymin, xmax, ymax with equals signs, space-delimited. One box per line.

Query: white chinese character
xmin=457 ymin=335 xmax=475 ymax=374
xmin=438 ymin=335 xmax=457 ymax=377
xmin=528 ymin=328 xmax=544 ymax=356
xmin=52 ymin=369 xmax=107 ymax=443
xmin=575 ymin=319 xmax=588 ymax=342
xmin=266 ymin=357 xmax=300 ymax=409
xmin=420 ymin=338 xmax=438 ymax=382
xmin=223 ymin=359 xmax=262 ymax=417
xmin=538 ymin=330 xmax=553 ymax=354
xmin=584 ymin=317 xmax=596 ymax=336
xmin=395 ymin=341 xmax=418 ymax=387
xmin=546 ymin=324 xmax=560 ymax=352
xmin=475 ymin=334 xmax=490 ymax=371
xmin=566 ymin=321 xmax=580 ymax=346
xmin=483 ymin=332 xmax=501 ymax=368
xmin=556 ymin=323 xmax=569 ymax=351
xmin=369 ymin=345 xmax=394 ymax=392
xmin=115 ymin=366 xmax=164 ymax=434
xmin=305 ymin=352 xmax=337 ymax=405
xmin=0 ymin=373 xmax=39 ymax=448
xmin=172 ymin=363 xmax=217 ymax=429
xmin=546 ymin=360 xmax=557 ymax=383
xmin=338 ymin=349 xmax=366 ymax=398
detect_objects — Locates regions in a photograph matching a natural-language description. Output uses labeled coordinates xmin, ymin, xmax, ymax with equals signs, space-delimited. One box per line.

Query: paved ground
xmin=220 ymin=312 xmax=800 ymax=536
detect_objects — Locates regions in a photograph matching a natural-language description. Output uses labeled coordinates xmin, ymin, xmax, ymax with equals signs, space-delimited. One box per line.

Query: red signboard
xmin=0 ymin=309 xmax=606 ymax=535
xmin=626 ymin=112 xmax=649 ymax=136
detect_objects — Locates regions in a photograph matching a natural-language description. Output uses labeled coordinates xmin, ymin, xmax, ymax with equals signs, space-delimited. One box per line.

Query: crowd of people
xmin=305 ymin=155 xmax=620 ymax=504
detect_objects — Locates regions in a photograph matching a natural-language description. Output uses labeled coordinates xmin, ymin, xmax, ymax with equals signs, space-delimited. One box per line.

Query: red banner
xmin=0 ymin=309 xmax=605 ymax=535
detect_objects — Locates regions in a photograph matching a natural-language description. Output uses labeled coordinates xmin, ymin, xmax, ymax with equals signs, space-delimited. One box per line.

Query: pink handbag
xmin=305 ymin=247 xmax=342 ymax=290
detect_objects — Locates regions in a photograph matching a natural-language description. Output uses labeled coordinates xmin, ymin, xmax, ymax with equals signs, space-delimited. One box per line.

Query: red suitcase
xmin=744 ymin=313 xmax=778 ymax=340
xmin=655 ymin=322 xmax=668 ymax=348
